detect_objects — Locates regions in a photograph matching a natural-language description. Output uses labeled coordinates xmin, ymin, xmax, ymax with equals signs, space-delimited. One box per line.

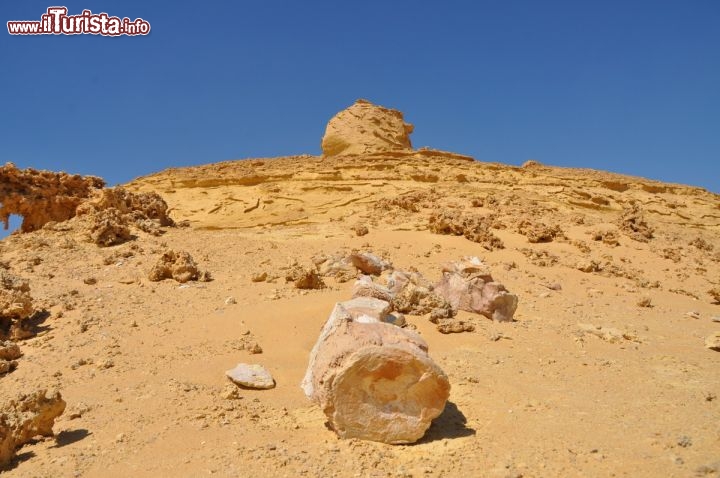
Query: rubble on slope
xmin=517 ymin=219 xmax=564 ymax=243
xmin=428 ymin=211 xmax=504 ymax=250
xmin=0 ymin=272 xmax=34 ymax=341
xmin=618 ymin=203 xmax=654 ymax=242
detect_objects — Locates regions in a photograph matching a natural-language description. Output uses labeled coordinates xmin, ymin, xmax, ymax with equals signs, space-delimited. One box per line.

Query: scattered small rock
xmin=709 ymin=287 xmax=720 ymax=304
xmin=351 ymin=224 xmax=369 ymax=236
xmin=677 ymin=435 xmax=692 ymax=448
xmin=705 ymin=332 xmax=720 ymax=351
xmin=637 ymin=296 xmax=652 ymax=308
xmin=577 ymin=260 xmax=602 ymax=273
xmin=251 ymin=271 xmax=268 ymax=283
xmin=435 ymin=319 xmax=475 ymax=334
xmin=577 ymin=323 xmax=641 ymax=344
xmin=221 ymin=383 xmax=242 ymax=400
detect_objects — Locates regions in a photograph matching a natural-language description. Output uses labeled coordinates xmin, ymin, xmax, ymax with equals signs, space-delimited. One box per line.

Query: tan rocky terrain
xmin=0 ymin=100 xmax=719 ymax=477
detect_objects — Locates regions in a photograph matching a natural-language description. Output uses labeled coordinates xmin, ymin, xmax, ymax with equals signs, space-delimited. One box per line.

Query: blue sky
xmin=2 ymin=0 xmax=719 ymax=199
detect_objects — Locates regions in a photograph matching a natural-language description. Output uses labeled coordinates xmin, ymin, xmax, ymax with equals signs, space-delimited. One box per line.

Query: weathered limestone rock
xmin=302 ymin=303 xmax=450 ymax=444
xmin=225 ymin=363 xmax=275 ymax=389
xmin=0 ymin=163 xmax=173 ymax=243
xmin=82 ymin=208 xmax=132 ymax=246
xmin=0 ymin=390 xmax=66 ymax=468
xmin=285 ymin=264 xmax=325 ymax=289
xmin=148 ymin=250 xmax=209 ymax=283
xmin=314 ymin=253 xmax=357 ymax=283
xmin=434 ymin=257 xmax=518 ymax=322
xmin=339 ymin=297 xmax=392 ymax=323
xmin=321 ymin=99 xmax=414 ymax=157
xmin=388 ymin=270 xmax=450 ymax=316
xmin=348 ymin=252 xmax=391 ymax=276
xmin=0 ymin=341 xmax=21 ymax=375
xmin=351 ymin=276 xmax=394 ymax=302
xmin=618 ymin=203 xmax=654 ymax=242
xmin=78 ymin=186 xmax=174 ymax=227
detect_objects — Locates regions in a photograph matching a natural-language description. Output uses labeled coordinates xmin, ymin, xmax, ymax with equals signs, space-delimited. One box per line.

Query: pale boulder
xmin=434 ymin=257 xmax=518 ymax=322
xmin=302 ymin=303 xmax=450 ymax=444
xmin=0 ymin=390 xmax=66 ymax=467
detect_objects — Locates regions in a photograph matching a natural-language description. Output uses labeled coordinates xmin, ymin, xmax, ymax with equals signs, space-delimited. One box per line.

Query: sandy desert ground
xmin=1 ymin=101 xmax=719 ymax=477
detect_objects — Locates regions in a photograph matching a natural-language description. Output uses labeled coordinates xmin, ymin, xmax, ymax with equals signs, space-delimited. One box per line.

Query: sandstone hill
xmin=0 ymin=100 xmax=718 ymax=477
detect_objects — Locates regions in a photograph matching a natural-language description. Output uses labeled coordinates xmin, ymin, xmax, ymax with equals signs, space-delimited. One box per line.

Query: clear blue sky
xmin=2 ymin=1 xmax=719 ymax=195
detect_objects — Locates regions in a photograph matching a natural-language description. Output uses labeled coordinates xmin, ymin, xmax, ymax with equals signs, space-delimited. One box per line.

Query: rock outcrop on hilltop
xmin=321 ymin=99 xmax=414 ymax=156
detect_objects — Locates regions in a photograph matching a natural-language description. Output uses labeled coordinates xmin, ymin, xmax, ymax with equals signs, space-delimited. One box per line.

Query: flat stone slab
xmin=225 ymin=363 xmax=275 ymax=389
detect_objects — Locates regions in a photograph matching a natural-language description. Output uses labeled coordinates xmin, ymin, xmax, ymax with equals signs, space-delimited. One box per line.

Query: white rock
xmin=226 ymin=363 xmax=275 ymax=389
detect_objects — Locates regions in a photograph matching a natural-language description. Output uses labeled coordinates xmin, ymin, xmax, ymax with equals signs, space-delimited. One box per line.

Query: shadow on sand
xmin=3 ymin=451 xmax=35 ymax=472
xmin=53 ymin=429 xmax=92 ymax=448
xmin=416 ymin=401 xmax=475 ymax=444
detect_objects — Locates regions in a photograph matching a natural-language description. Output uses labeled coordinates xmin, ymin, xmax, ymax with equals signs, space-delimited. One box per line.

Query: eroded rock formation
xmin=0 ymin=390 xmax=66 ymax=468
xmin=0 ymin=164 xmax=174 ymax=246
xmin=0 ymin=163 xmax=104 ymax=233
xmin=321 ymin=99 xmax=414 ymax=156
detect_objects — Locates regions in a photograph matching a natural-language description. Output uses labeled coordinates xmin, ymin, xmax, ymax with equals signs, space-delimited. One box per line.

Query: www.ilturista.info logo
xmin=7 ymin=7 xmax=150 ymax=36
